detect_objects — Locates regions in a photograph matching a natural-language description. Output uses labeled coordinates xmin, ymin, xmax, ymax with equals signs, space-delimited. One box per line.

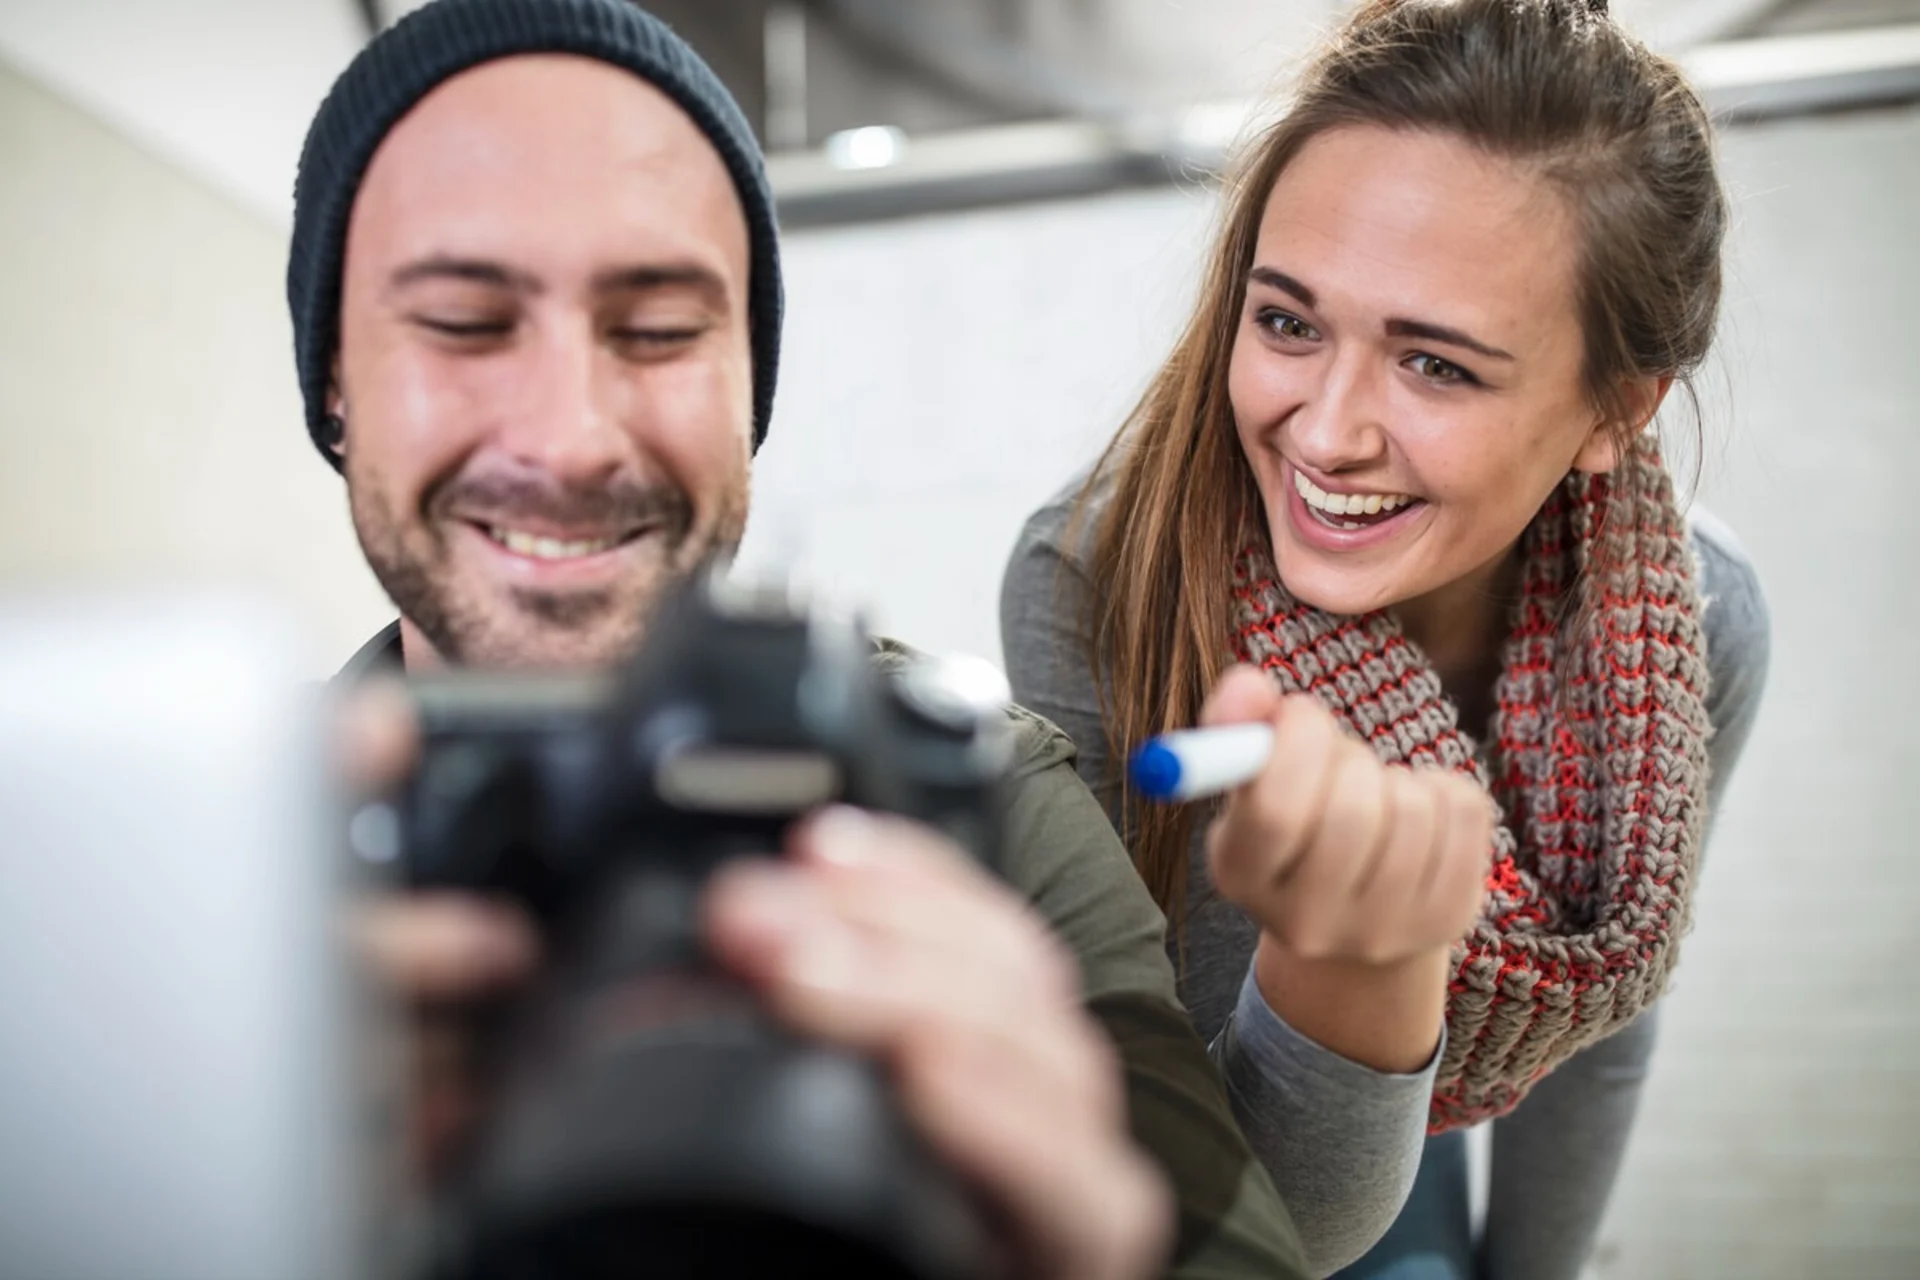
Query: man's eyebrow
xmin=1385 ymin=318 xmax=1514 ymax=361
xmin=387 ymin=256 xmax=540 ymax=295
xmin=386 ymin=257 xmax=730 ymax=308
xmin=1247 ymin=266 xmax=1316 ymax=308
xmin=591 ymin=263 xmax=730 ymax=306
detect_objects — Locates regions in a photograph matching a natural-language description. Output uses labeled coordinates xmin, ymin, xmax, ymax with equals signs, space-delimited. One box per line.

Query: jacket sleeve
xmin=997 ymin=711 xmax=1311 ymax=1280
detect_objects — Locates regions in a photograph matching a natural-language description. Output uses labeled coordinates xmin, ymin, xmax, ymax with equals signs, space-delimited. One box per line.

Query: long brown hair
xmin=1079 ymin=0 xmax=1728 ymax=923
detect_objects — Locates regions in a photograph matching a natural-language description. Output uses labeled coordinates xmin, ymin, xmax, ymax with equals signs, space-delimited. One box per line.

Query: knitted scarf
xmin=1229 ymin=439 xmax=1712 ymax=1131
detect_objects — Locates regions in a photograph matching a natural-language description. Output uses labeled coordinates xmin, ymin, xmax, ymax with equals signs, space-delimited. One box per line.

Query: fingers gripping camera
xmin=351 ymin=568 xmax=1018 ymax=1280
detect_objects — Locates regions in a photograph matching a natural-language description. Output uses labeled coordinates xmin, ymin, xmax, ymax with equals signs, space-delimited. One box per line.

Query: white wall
xmin=0 ymin=0 xmax=364 ymax=224
xmin=743 ymin=184 xmax=1217 ymax=664
xmin=0 ymin=58 xmax=392 ymax=671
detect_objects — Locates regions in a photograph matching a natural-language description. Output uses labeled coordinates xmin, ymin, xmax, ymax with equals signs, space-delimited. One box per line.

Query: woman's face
xmin=1228 ymin=124 xmax=1623 ymax=621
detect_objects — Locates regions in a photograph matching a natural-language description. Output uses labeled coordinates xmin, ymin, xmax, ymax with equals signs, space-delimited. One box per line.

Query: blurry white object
xmin=825 ymin=124 xmax=907 ymax=170
xmin=0 ymin=593 xmax=361 ymax=1280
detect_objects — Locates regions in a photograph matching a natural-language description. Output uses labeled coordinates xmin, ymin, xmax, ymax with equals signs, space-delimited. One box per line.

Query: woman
xmin=999 ymin=1 xmax=1771 ymax=1277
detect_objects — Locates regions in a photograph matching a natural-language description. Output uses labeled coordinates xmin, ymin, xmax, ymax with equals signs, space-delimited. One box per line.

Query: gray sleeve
xmin=1484 ymin=1006 xmax=1662 ymax=1280
xmin=997 ymin=500 xmax=1122 ymax=807
xmin=1213 ymin=972 xmax=1441 ymax=1276
xmin=1001 ymin=497 xmax=1432 ymax=1278
xmin=1691 ymin=508 xmax=1773 ymax=829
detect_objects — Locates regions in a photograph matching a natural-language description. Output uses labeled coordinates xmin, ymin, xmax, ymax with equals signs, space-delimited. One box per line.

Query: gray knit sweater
xmin=999 ymin=473 xmax=1771 ymax=1276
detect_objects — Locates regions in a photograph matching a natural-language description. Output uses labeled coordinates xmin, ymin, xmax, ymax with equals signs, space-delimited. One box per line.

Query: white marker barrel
xmin=1128 ymin=723 xmax=1276 ymax=802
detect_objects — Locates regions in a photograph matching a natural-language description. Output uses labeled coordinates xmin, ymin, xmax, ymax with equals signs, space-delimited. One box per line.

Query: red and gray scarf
xmin=1230 ymin=438 xmax=1711 ymax=1131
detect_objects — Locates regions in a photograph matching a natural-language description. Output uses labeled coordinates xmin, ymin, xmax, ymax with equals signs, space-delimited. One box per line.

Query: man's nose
xmin=495 ymin=323 xmax=628 ymax=485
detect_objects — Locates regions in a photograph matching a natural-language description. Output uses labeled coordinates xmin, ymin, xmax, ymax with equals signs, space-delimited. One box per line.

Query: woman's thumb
xmin=1199 ymin=663 xmax=1283 ymax=729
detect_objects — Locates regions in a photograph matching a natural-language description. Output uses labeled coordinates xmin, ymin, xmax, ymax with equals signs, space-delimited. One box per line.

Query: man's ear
xmin=323 ymin=363 xmax=347 ymax=460
xmin=1573 ymin=373 xmax=1672 ymax=474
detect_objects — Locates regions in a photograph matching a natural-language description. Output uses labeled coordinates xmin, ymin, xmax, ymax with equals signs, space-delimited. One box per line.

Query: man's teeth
xmin=488 ymin=527 xmax=623 ymax=560
xmin=1291 ymin=469 xmax=1416 ymax=519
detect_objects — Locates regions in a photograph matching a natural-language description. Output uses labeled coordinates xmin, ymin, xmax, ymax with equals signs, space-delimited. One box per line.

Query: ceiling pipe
xmin=814 ymin=0 xmax=1135 ymax=121
xmin=771 ymin=21 xmax=1920 ymax=228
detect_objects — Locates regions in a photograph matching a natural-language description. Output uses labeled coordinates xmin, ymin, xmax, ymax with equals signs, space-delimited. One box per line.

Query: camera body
xmin=377 ymin=570 xmax=1015 ymax=1280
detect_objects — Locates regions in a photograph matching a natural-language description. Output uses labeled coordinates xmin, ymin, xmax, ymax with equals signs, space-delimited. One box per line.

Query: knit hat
xmin=287 ymin=0 xmax=783 ymax=470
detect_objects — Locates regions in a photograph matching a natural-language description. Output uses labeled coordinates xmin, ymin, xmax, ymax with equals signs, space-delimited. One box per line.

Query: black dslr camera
xmin=370 ymin=569 xmax=1015 ymax=1280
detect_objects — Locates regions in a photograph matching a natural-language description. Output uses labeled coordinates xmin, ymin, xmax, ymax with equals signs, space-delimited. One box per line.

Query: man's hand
xmin=334 ymin=687 xmax=1170 ymax=1279
xmin=334 ymin=683 xmax=540 ymax=1179
xmin=705 ymin=808 xmax=1172 ymax=1280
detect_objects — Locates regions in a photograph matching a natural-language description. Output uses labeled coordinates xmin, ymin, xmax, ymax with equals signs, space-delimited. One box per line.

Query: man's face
xmin=334 ymin=54 xmax=755 ymax=670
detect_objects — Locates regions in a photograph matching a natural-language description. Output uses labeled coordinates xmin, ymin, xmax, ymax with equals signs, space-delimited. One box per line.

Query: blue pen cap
xmin=1129 ymin=741 xmax=1183 ymax=800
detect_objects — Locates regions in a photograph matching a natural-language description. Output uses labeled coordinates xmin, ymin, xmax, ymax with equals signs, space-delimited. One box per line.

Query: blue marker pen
xmin=1128 ymin=724 xmax=1276 ymax=803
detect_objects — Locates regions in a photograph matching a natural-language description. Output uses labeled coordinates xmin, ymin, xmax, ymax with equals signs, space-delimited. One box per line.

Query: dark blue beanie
xmin=287 ymin=0 xmax=783 ymax=470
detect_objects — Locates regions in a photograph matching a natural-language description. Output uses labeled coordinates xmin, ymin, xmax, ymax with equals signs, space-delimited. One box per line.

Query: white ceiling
xmin=0 ymin=0 xmax=368 ymax=222
xmin=0 ymin=0 xmax=1792 ymax=228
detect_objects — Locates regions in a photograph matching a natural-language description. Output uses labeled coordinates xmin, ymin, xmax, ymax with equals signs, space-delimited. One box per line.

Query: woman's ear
xmin=1574 ymin=373 xmax=1672 ymax=474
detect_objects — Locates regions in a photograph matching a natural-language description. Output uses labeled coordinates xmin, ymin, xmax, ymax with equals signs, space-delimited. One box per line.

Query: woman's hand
xmin=1199 ymin=665 xmax=1493 ymax=1070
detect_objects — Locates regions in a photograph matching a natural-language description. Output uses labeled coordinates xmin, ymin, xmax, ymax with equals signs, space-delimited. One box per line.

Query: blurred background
xmin=0 ymin=1 xmax=1915 ymax=1276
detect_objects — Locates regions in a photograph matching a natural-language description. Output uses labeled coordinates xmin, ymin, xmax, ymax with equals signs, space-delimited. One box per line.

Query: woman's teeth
xmin=1292 ymin=470 xmax=1417 ymax=528
xmin=487 ymin=526 xmax=624 ymax=560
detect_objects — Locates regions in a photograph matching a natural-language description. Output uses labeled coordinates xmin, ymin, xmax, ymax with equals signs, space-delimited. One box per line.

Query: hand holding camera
xmin=334 ymin=577 xmax=1170 ymax=1280
xmin=708 ymin=807 xmax=1168 ymax=1280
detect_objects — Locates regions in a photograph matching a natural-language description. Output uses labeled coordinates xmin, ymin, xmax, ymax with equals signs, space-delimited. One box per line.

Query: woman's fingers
xmin=1201 ymin=670 xmax=1495 ymax=968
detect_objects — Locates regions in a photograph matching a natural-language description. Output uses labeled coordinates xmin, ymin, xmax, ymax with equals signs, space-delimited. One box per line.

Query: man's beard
xmin=349 ymin=460 xmax=747 ymax=670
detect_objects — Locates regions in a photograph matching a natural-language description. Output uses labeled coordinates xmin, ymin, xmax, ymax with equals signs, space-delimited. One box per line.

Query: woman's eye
xmin=1409 ymin=353 xmax=1475 ymax=385
xmin=1258 ymin=309 xmax=1319 ymax=342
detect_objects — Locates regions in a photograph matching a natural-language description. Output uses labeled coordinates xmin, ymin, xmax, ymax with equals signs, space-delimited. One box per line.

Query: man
xmin=297 ymin=1 xmax=1308 ymax=1275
